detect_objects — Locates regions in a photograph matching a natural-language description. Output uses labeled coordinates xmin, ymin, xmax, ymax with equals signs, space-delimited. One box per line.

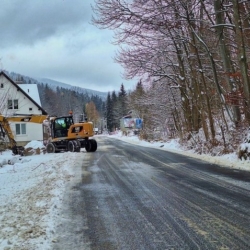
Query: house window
xmin=29 ymin=107 xmax=33 ymax=111
xmin=0 ymin=83 xmax=4 ymax=88
xmin=8 ymin=99 xmax=19 ymax=109
xmin=15 ymin=124 xmax=26 ymax=135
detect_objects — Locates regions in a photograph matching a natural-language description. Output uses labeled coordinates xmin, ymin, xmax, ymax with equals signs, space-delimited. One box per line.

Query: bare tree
xmin=92 ymin=0 xmax=250 ymax=151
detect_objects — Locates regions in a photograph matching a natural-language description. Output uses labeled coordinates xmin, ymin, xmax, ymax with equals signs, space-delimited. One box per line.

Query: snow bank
xmin=0 ymin=148 xmax=84 ymax=250
xmin=109 ymin=133 xmax=250 ymax=172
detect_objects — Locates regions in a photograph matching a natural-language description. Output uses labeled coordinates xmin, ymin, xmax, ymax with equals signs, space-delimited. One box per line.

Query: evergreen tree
xmin=106 ymin=92 xmax=113 ymax=132
xmin=110 ymin=84 xmax=128 ymax=130
xmin=111 ymin=91 xmax=120 ymax=130
xmin=118 ymin=83 xmax=127 ymax=117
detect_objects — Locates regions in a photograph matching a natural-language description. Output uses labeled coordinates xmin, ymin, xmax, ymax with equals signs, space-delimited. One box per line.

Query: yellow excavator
xmin=43 ymin=114 xmax=97 ymax=153
xmin=0 ymin=113 xmax=97 ymax=154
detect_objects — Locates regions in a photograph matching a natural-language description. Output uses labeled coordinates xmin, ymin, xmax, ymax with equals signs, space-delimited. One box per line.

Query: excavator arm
xmin=0 ymin=115 xmax=16 ymax=143
xmin=6 ymin=114 xmax=48 ymax=123
xmin=0 ymin=114 xmax=49 ymax=155
xmin=0 ymin=115 xmax=23 ymax=154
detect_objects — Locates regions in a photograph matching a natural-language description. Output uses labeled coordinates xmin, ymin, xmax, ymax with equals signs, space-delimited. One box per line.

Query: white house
xmin=0 ymin=71 xmax=48 ymax=146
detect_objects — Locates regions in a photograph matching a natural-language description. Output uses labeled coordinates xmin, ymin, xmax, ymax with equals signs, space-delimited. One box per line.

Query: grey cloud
xmin=0 ymin=0 xmax=92 ymax=47
xmin=0 ymin=0 xmax=137 ymax=93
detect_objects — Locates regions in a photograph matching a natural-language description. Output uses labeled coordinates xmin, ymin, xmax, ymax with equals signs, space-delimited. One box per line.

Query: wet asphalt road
xmin=53 ymin=136 xmax=250 ymax=250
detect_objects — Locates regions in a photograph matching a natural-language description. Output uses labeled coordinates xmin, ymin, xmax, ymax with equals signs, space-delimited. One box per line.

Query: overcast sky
xmin=0 ymin=0 xmax=136 ymax=92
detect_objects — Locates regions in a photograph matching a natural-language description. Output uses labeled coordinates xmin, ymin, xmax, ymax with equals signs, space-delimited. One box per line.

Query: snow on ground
xmin=109 ymin=131 xmax=250 ymax=171
xmin=0 ymin=133 xmax=249 ymax=249
xmin=0 ymin=141 xmax=83 ymax=250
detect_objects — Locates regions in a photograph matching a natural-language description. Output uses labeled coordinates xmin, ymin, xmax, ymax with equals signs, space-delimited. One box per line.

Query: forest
xmin=92 ymin=0 xmax=250 ymax=156
xmin=37 ymin=82 xmax=106 ymax=127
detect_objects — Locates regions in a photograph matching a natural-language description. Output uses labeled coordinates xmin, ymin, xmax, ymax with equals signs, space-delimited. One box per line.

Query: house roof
xmin=0 ymin=71 xmax=47 ymax=115
xmin=18 ymin=84 xmax=42 ymax=106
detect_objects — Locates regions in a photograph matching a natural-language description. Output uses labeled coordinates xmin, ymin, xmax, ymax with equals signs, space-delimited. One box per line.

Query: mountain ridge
xmin=6 ymin=71 xmax=108 ymax=100
xmin=36 ymin=77 xmax=108 ymax=99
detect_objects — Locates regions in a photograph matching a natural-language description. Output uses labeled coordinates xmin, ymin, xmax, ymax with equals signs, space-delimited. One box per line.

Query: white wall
xmin=10 ymin=123 xmax=43 ymax=143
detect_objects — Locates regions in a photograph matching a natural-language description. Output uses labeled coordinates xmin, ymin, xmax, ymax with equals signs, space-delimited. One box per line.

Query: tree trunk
xmin=214 ymin=0 xmax=241 ymax=125
xmin=232 ymin=0 xmax=250 ymax=124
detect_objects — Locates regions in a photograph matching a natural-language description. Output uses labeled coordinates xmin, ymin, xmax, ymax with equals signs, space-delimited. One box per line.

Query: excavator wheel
xmin=74 ymin=140 xmax=81 ymax=152
xmin=85 ymin=139 xmax=97 ymax=152
xmin=85 ymin=140 xmax=92 ymax=152
xmin=68 ymin=140 xmax=75 ymax=152
xmin=90 ymin=139 xmax=97 ymax=152
xmin=46 ymin=142 xmax=56 ymax=153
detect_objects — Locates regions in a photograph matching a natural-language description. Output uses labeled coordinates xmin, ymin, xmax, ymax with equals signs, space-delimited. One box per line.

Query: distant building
xmin=120 ymin=110 xmax=143 ymax=134
xmin=0 ymin=71 xmax=47 ymax=146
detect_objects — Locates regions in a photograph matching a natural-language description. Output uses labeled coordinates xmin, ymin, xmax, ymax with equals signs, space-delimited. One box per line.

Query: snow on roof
xmin=18 ymin=84 xmax=41 ymax=106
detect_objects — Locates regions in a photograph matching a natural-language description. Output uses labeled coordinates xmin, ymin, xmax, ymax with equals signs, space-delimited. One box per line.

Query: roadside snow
xmin=0 ymin=134 xmax=249 ymax=249
xmin=0 ymin=141 xmax=84 ymax=250
xmin=110 ymin=132 xmax=250 ymax=171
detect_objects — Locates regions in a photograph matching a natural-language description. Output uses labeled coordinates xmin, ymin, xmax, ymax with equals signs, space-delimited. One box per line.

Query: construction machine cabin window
xmin=8 ymin=99 xmax=19 ymax=109
xmin=16 ymin=124 xmax=26 ymax=135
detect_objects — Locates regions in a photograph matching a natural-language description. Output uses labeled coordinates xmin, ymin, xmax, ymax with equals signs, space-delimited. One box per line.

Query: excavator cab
xmin=53 ymin=116 xmax=74 ymax=138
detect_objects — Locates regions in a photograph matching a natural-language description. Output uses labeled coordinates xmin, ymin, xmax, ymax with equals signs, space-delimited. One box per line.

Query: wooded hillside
xmin=38 ymin=83 xmax=105 ymax=121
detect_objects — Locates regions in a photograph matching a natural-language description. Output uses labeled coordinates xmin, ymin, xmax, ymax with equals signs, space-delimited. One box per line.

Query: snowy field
xmin=0 ymin=134 xmax=249 ymax=249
